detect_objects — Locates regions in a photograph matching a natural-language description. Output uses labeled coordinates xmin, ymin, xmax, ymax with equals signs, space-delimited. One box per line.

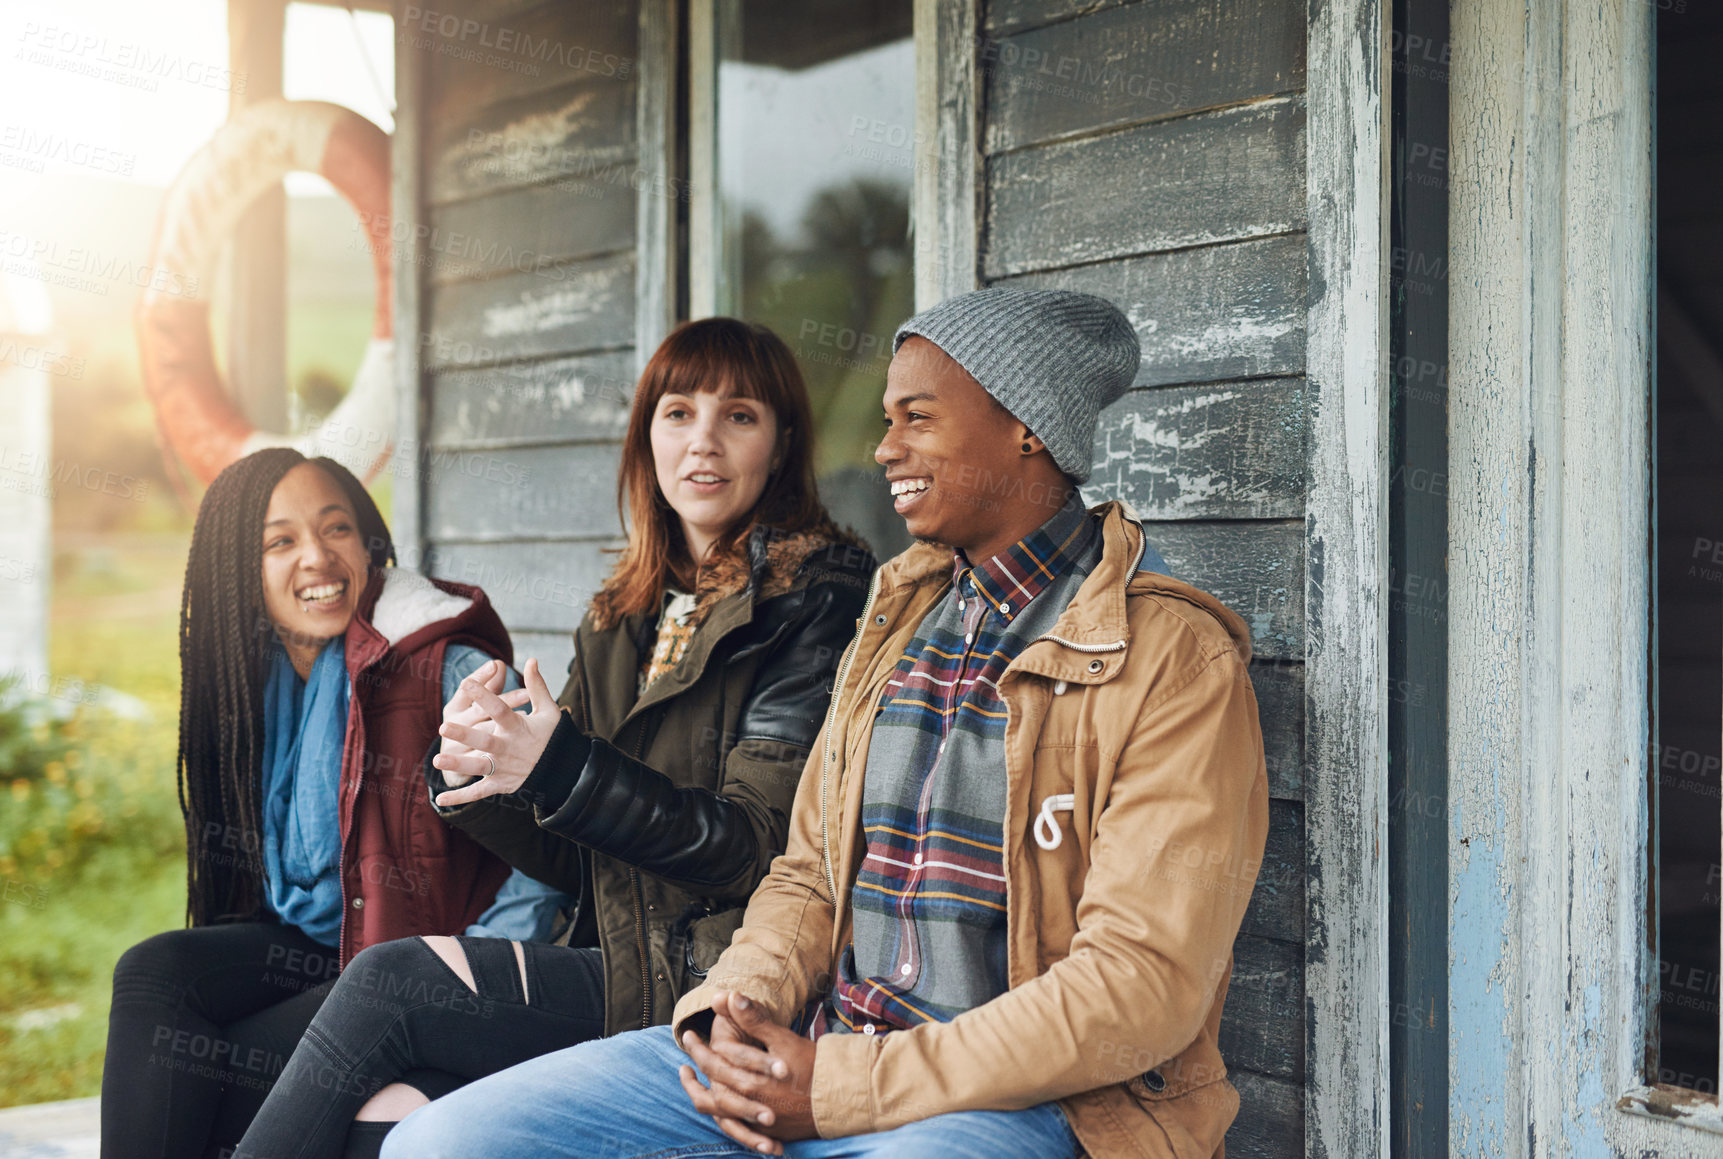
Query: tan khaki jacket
xmin=673 ymin=501 xmax=1270 ymax=1159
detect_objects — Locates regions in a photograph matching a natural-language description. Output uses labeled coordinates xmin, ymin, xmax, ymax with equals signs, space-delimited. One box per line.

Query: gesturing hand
xmin=678 ymin=991 xmax=818 ymax=1154
xmin=433 ymin=658 xmax=513 ymax=787
xmin=431 ymin=657 xmax=562 ymax=807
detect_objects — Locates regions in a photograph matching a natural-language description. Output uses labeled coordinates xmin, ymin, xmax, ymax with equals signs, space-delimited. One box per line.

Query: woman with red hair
xmin=234 ymin=318 xmax=875 ymax=1159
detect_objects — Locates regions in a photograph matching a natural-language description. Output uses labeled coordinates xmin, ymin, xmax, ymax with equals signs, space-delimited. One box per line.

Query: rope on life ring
xmin=137 ymin=99 xmax=394 ymax=484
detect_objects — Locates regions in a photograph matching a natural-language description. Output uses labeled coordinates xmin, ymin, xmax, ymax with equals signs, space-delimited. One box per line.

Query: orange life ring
xmin=137 ymin=99 xmax=393 ymax=484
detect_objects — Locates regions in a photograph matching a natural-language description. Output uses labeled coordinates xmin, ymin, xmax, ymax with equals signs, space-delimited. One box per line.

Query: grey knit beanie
xmin=892 ymin=287 xmax=1140 ymax=483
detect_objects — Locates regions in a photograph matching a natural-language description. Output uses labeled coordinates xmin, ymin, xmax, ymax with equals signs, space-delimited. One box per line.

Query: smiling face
xmin=649 ymin=388 xmax=783 ymax=565
xmin=260 ymin=462 xmax=372 ymax=674
xmin=877 ymin=336 xmax=1070 ymax=560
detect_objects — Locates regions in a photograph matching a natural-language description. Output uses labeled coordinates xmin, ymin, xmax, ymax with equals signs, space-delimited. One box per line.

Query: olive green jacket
xmin=431 ymin=524 xmax=874 ymax=1034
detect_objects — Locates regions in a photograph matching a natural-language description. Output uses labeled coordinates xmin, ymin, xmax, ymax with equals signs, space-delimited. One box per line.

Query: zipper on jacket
xmin=627 ymin=723 xmax=654 ymax=1029
xmin=630 ymin=866 xmax=652 ymax=1028
xmin=819 ymin=569 xmax=880 ymax=906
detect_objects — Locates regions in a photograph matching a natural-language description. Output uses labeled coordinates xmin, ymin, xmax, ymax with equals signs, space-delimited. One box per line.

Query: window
xmin=1652 ymin=0 xmax=1723 ymax=1098
xmin=690 ymin=0 xmax=915 ymax=556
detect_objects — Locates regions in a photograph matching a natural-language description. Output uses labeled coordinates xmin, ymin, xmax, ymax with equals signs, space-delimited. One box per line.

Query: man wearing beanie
xmin=385 ymin=290 xmax=1270 ymax=1159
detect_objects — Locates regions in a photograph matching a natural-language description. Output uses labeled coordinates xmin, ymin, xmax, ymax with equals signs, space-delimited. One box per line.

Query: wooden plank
xmin=417 ymin=0 xmax=638 ymax=121
xmin=427 ymin=79 xmax=638 ymax=204
xmin=428 ymin=350 xmax=637 ymax=446
xmin=1090 ymin=379 xmax=1306 ymax=520
xmin=392 ymin=0 xmax=429 ymax=566
xmin=510 ymin=629 xmax=577 ymax=682
xmin=1386 ymin=0 xmax=1452 ymax=1147
xmin=428 ymin=180 xmax=637 ymax=285
xmin=425 ymin=252 xmax=636 ymax=369
xmin=0 ymin=1097 xmax=100 ymax=1158
xmin=428 ymin=538 xmax=620 ymax=633
xmin=984 ymin=0 xmax=1307 ymax=152
xmin=1226 ymin=1070 xmax=1305 ymax=1159
xmin=1114 ymin=520 xmax=1303 ymax=661
xmin=635 ymin=0 xmax=680 ymax=367
xmin=1251 ymin=660 xmax=1304 ymax=801
xmin=914 ymin=0 xmax=980 ymax=307
xmin=1446 ymin=0 xmax=1540 ymax=1152
xmin=1303 ymin=0 xmax=1390 ymax=1155
xmin=735 ymin=0 xmax=913 ymax=69
xmin=1218 ymin=933 xmax=1304 ymax=1081
xmin=984 ymin=0 xmax=1134 ymax=37
xmin=227 ymin=0 xmax=287 ymax=432
xmin=984 ymin=97 xmax=1307 ymax=277
xmin=411 ymin=0 xmax=546 ymax=25
xmin=423 ymin=443 xmax=624 ymax=541
xmin=687 ymin=0 xmax=719 ymax=318
xmin=995 ymin=234 xmax=1307 ymax=388
xmin=1239 ymin=799 xmax=1305 ymax=944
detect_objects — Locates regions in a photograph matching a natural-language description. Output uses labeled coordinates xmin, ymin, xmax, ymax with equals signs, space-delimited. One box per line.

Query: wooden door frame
xmin=1448 ymin=0 xmax=1723 ymax=1148
xmin=1304 ymin=1 xmax=1393 ymax=1156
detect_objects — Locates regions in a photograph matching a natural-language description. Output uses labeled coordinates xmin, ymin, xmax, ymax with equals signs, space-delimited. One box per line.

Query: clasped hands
xmin=679 ymin=991 xmax=818 ymax=1155
xmin=435 ymin=671 xmax=819 ymax=1152
xmin=431 ymin=657 xmax=561 ymax=807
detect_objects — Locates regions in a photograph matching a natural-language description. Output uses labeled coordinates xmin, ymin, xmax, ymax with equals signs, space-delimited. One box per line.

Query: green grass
xmin=0 ymin=836 xmax=184 ymax=1104
xmin=0 ymin=534 xmax=188 ymax=1107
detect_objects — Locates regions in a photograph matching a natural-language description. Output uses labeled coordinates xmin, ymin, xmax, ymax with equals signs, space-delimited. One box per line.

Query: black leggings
xmin=234 ymin=935 xmax=608 ymax=1159
xmin=101 ymin=922 xmax=341 ymax=1159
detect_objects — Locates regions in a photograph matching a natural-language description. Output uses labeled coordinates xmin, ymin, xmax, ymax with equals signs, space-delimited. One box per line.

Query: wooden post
xmin=391 ymin=0 xmax=426 ymax=569
xmin=226 ymin=0 xmax=288 ymax=432
xmin=687 ymin=0 xmax=718 ymax=320
xmin=1304 ymin=0 xmax=1392 ymax=1155
xmin=636 ymin=0 xmax=679 ymax=369
xmin=912 ymin=0 xmax=977 ymax=309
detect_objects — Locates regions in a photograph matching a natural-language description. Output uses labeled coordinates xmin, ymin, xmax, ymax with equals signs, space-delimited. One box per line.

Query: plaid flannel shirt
xmin=815 ymin=494 xmax=1102 ymax=1037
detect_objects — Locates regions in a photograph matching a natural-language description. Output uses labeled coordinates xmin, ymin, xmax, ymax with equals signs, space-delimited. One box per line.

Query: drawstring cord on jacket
xmin=1033 ymin=793 xmax=1076 ymax=851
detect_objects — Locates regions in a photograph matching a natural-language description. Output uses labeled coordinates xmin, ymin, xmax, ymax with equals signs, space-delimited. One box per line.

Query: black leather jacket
xmin=427 ymin=523 xmax=874 ymax=1033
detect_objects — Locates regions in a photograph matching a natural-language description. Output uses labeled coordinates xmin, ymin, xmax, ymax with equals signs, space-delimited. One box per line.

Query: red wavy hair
xmin=588 ymin=318 xmax=824 ymax=629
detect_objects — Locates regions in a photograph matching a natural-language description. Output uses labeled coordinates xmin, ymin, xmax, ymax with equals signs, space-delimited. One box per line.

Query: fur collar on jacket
xmin=365 ymin=567 xmax=476 ymax=647
xmin=687 ymin=517 xmax=866 ymax=629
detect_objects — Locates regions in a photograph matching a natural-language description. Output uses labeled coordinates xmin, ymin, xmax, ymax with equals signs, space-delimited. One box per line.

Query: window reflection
xmin=716 ymin=0 xmax=914 ymax=556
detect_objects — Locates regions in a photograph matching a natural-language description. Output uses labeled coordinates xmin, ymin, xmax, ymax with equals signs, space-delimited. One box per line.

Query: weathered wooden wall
xmin=402 ymin=0 xmax=642 ymax=677
xmin=1444 ymin=0 xmax=1723 ymax=1152
xmin=402 ymin=0 xmax=1337 ymax=1152
xmin=976 ymin=1 xmax=1309 ymax=1153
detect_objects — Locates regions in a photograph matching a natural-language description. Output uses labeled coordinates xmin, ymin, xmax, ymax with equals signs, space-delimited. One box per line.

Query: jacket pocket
xmin=1123 ymin=1064 xmax=1238 ymax=1159
xmin=666 ymin=904 xmax=746 ymax=1000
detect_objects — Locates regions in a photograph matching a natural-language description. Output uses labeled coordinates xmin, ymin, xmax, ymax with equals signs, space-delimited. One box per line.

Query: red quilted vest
xmin=334 ymin=568 xmax=514 ymax=965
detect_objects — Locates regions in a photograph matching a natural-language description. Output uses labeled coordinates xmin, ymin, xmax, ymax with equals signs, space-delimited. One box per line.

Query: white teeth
xmin=890 ymin=479 xmax=931 ymax=497
xmin=296 ymin=582 xmax=346 ymax=602
xmin=689 ymin=473 xmax=723 ymax=484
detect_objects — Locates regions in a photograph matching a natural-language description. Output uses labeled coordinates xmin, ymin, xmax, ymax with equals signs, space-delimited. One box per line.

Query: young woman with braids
xmin=101 ymin=448 xmax=569 ymax=1159
xmin=231 ymin=318 xmax=875 ymax=1159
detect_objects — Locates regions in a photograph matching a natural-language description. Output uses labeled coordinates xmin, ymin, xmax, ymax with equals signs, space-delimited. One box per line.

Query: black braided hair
xmin=176 ymin=449 xmax=393 ymax=928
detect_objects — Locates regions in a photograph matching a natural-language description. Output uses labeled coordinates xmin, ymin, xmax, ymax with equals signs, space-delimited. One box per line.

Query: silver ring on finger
xmin=484 ymin=752 xmax=496 ymax=779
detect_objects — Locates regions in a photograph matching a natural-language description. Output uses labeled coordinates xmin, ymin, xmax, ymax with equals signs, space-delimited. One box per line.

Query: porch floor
xmin=0 ymin=1098 xmax=99 ymax=1158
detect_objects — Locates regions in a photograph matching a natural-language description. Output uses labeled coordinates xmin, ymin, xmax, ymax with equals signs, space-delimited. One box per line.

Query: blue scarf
xmin=260 ymin=637 xmax=350 ymax=947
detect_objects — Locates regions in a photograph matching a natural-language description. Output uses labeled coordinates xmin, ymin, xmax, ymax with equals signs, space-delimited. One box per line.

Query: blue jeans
xmin=379 ymin=1024 xmax=1080 ymax=1159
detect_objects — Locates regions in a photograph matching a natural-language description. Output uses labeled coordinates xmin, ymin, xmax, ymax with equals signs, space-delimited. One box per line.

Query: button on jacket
xmin=673 ymin=502 xmax=1270 ymax=1159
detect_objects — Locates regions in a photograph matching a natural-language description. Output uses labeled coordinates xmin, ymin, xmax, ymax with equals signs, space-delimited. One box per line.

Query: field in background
xmin=0 ymin=534 xmax=192 ymax=1106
